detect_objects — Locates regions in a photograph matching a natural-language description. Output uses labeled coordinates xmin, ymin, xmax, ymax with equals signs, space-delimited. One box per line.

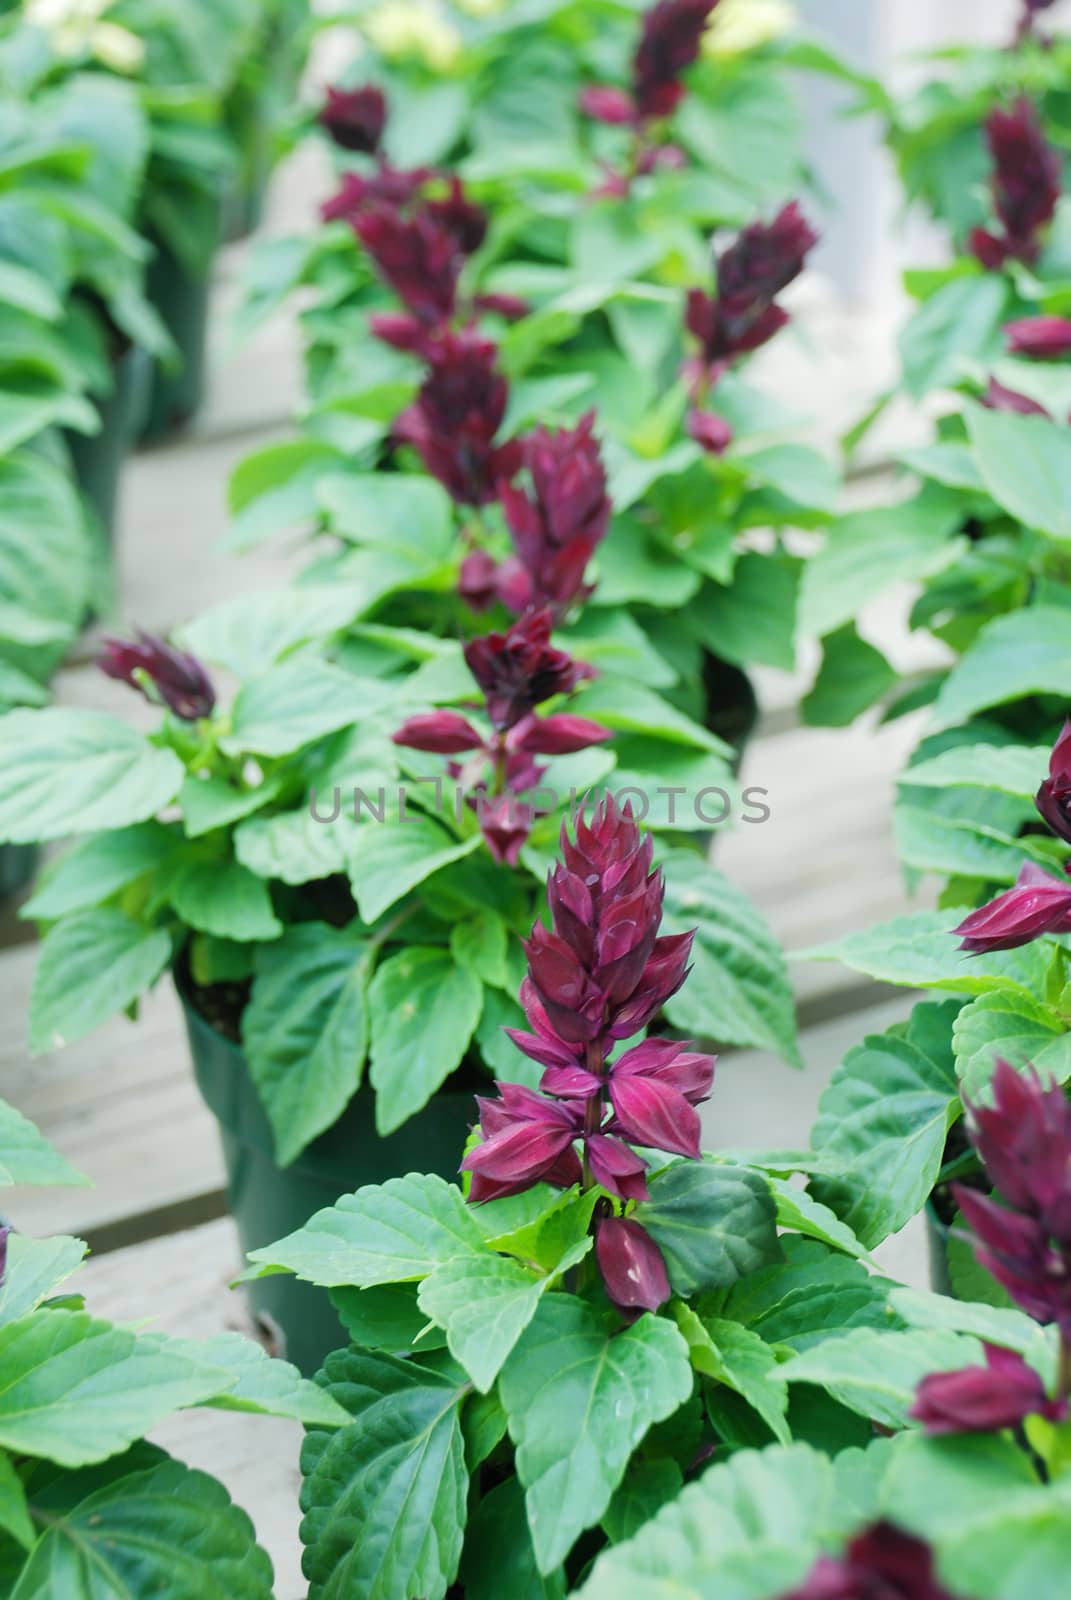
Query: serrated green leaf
xmin=780 ymin=1327 xmax=981 ymax=1429
xmin=0 ymin=1100 xmax=85 ymax=1188
xmin=0 ymin=1234 xmax=86 ymax=1325
xmin=499 ymin=1295 xmax=694 ymax=1574
xmin=952 ymin=991 xmax=1071 ymax=1097
xmin=151 ymin=1332 xmax=350 ymax=1427
xmin=450 ymin=909 xmax=509 ymax=986
xmin=11 ymin=1448 xmax=274 ymax=1597
xmin=222 ymin=660 xmax=382 ymax=759
xmin=177 ymin=587 xmax=366 ymax=679
xmin=247 ymin=1173 xmax=486 ymax=1288
xmin=20 ymin=823 xmax=173 ymax=921
xmin=167 ymin=859 xmax=282 ymax=942
xmin=368 ymin=947 xmax=483 ymax=1134
xmin=461 ymin=1477 xmax=566 ymax=1599
xmin=347 ymin=815 xmax=482 ymax=924
xmin=660 ymin=853 xmax=801 ymax=1066
xmin=967 ymin=403 xmax=1071 ymax=540
xmin=635 ymin=1163 xmax=780 ymax=1298
xmin=244 ymin=924 xmax=371 ymax=1166
xmin=810 ymin=1001 xmax=960 ymax=1248
xmin=0 ymin=1310 xmax=229 ymax=1467
xmin=902 ymin=743 xmax=1049 ymax=799
xmin=930 ymin=607 xmax=1071 ymax=732
xmin=30 ymin=910 xmax=172 ymax=1054
xmin=300 ymin=1348 xmax=467 ymax=1600
xmin=0 ymin=710 xmax=182 ymax=844
xmin=233 ymin=806 xmax=360 ymax=886
xmin=799 ymin=910 xmax=1052 ymax=1000
xmin=674 ymin=1305 xmax=789 ymax=1443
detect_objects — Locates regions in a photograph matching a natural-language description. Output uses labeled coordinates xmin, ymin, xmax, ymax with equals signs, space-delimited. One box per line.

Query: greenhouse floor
xmin=0 ymin=143 xmax=941 ymax=1595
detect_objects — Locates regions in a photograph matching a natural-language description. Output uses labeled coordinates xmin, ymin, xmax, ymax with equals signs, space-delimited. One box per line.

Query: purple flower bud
xmin=911 ymin=1342 xmax=1067 ymax=1435
xmin=955 ymin=1184 xmax=1071 ymax=1336
xmin=776 ymin=1522 xmax=963 ymax=1600
xmin=596 ymin=1217 xmax=670 ymax=1313
xmin=463 ymin=608 xmax=595 ymax=731
xmin=579 ymin=85 xmax=639 ymax=125
xmin=1035 ymin=720 xmax=1071 ymax=845
xmin=1005 ymin=315 xmax=1071 ymax=359
xmin=99 ymin=631 xmax=215 ymax=721
xmin=717 ymin=201 xmax=819 ymax=311
xmin=395 ymin=330 xmax=522 ymax=506
xmin=318 ymin=84 xmax=387 ymax=153
xmin=637 ymin=143 xmax=689 ymax=175
xmin=354 ymin=206 xmax=461 ymax=326
xmin=980 ymin=376 xmax=1051 ymax=417
xmin=953 ymin=861 xmax=1071 ymax=953
xmin=507 ymin=712 xmax=613 ymax=756
xmin=632 ymin=0 xmax=718 ymax=122
xmin=425 ymin=176 xmax=488 ymax=257
xmin=499 ymin=413 xmax=612 ymax=614
xmin=611 ymin=1037 xmax=716 ymax=1106
xmin=965 ymin=1058 xmax=1071 ymax=1239
xmin=687 ymin=408 xmax=733 ymax=454
xmin=972 ymin=98 xmax=1061 ymax=268
xmin=0 ymin=1225 xmax=8 ymax=1289
xmin=609 ymin=1070 xmax=701 ymax=1158
xmin=476 ymin=792 xmax=535 ymax=866
xmin=392 ymin=711 xmax=485 ymax=754
xmin=472 ymin=292 xmax=532 ymax=322
xmin=462 ymin=1083 xmax=583 ymax=1201
xmin=369 ymin=311 xmax=434 ymax=356
xmin=585 ymin=1133 xmax=650 ymax=1201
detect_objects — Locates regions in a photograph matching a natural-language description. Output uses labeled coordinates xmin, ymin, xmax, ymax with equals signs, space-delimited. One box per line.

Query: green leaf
xmin=247 ymin=1172 xmax=486 ymax=1288
xmin=30 ymin=910 xmax=172 ymax=1054
xmin=673 ymin=1304 xmax=789 ymax=1443
xmin=0 ymin=1452 xmax=33 ymax=1551
xmin=802 ymin=625 xmax=896 ymax=726
xmin=181 ymin=772 xmax=284 ymax=839
xmin=966 ymin=403 xmax=1071 ymax=540
xmin=461 ymin=1477 xmax=566 ymax=1600
xmin=11 ymin=1448 xmax=274 ymax=1598
xmin=601 ymin=1457 xmax=683 ymax=1546
xmin=419 ymin=1246 xmax=588 ymax=1394
xmin=368 ymin=947 xmax=483 ymax=1134
xmin=233 ymin=805 xmax=359 ymax=885
xmin=889 ymin=1288 xmax=1054 ymax=1375
xmin=901 ymin=743 xmax=1048 ymax=799
xmin=634 ymin=1163 xmax=780 ymax=1298
xmin=450 ymin=909 xmax=509 ymax=987
xmin=0 ymin=1100 xmax=85 ymax=1188
xmin=810 ymin=1001 xmax=960 ymax=1248
xmin=660 ymin=853 xmax=802 ymax=1066
xmin=953 ymin=991 xmax=1071 ymax=1097
xmin=300 ymin=1349 xmax=467 ymax=1600
xmin=152 ymin=1332 xmax=350 ymax=1428
xmin=0 ymin=1309 xmax=229 ymax=1467
xmin=930 ymin=607 xmax=1071 ymax=731
xmin=799 ymin=492 xmax=963 ymax=638
xmin=499 ymin=1296 xmax=693 ymax=1574
xmin=244 ymin=924 xmax=371 ymax=1166
xmin=0 ymin=710 xmax=183 ymax=844
xmin=879 ymin=1431 xmax=1041 ymax=1549
xmin=686 ymin=551 xmax=799 ymax=673
xmin=320 ymin=471 xmax=454 ymax=555
xmin=177 ymin=586 xmax=366 ymax=679
xmin=764 ymin=1179 xmax=869 ymax=1260
xmin=222 ymin=660 xmax=382 ymax=759
xmin=799 ymin=910 xmax=1052 ymax=1001
xmin=734 ymin=444 xmax=839 ymax=514
xmin=575 ymin=1442 xmax=838 ymax=1599
xmin=329 ymin=1283 xmax=445 ymax=1353
xmin=167 ymin=859 xmax=282 ymax=942
xmin=893 ymin=804 xmax=1041 ymax=886
xmin=780 ymin=1327 xmax=981 ymax=1428
xmin=20 ymin=823 xmax=173 ymax=921
xmin=573 ymin=677 xmax=728 ymax=754
xmin=0 ymin=1234 xmax=86 ymax=1325
xmin=225 ymin=438 xmax=343 ymax=552
xmin=348 ymin=815 xmax=482 ymax=924
xmin=898 ymin=273 xmax=1009 ymax=398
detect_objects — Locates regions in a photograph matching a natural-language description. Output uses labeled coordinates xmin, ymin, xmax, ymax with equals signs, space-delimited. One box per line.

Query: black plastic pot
xmin=65 ymin=345 xmax=153 ymax=540
xmin=140 ymin=240 xmax=215 ymax=442
xmin=178 ymin=979 xmax=480 ymax=1376
xmin=702 ymin=651 xmax=759 ymax=765
xmin=0 ymin=844 xmax=37 ymax=903
xmin=925 ymin=1202 xmax=954 ymax=1297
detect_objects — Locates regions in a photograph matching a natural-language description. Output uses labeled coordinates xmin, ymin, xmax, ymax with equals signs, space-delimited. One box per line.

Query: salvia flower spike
xmin=970 ymin=97 xmax=1060 ymax=269
xmin=497 ymin=411 xmax=612 ymax=614
xmin=632 ymin=0 xmax=720 ymax=121
xmin=1036 ymin=720 xmax=1071 ymax=846
xmin=911 ymin=1343 xmax=1067 ymax=1435
xmin=394 ymin=329 xmax=521 ymax=505
xmin=99 ymin=630 xmax=216 ymax=722
xmin=462 ymin=798 xmax=715 ymax=1314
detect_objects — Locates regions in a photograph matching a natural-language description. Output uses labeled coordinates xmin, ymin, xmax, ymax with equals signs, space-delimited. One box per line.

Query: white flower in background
xmin=364 ymin=0 xmax=462 ymax=71
xmin=703 ymin=0 xmax=795 ymax=57
xmin=24 ymin=0 xmax=144 ymax=71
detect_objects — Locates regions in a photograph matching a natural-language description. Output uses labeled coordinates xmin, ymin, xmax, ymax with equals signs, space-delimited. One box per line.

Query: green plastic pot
xmin=140 ymin=239 xmax=215 ymax=442
xmin=178 ymin=976 xmax=480 ymax=1376
xmin=65 ymin=344 xmax=153 ymax=540
xmin=0 ymin=843 xmax=37 ymax=903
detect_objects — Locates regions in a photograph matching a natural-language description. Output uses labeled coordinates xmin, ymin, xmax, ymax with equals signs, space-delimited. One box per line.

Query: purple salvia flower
xmin=911 ymin=1342 xmax=1067 ymax=1435
xmin=99 ymin=631 xmax=215 ymax=722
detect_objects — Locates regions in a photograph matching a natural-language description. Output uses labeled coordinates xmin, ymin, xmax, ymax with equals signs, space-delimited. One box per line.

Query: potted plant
xmin=247 ymin=799 xmax=1071 ymax=1594
xmin=0 ymin=1088 xmax=353 ymax=1594
xmin=0 ymin=561 xmax=798 ymax=1368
